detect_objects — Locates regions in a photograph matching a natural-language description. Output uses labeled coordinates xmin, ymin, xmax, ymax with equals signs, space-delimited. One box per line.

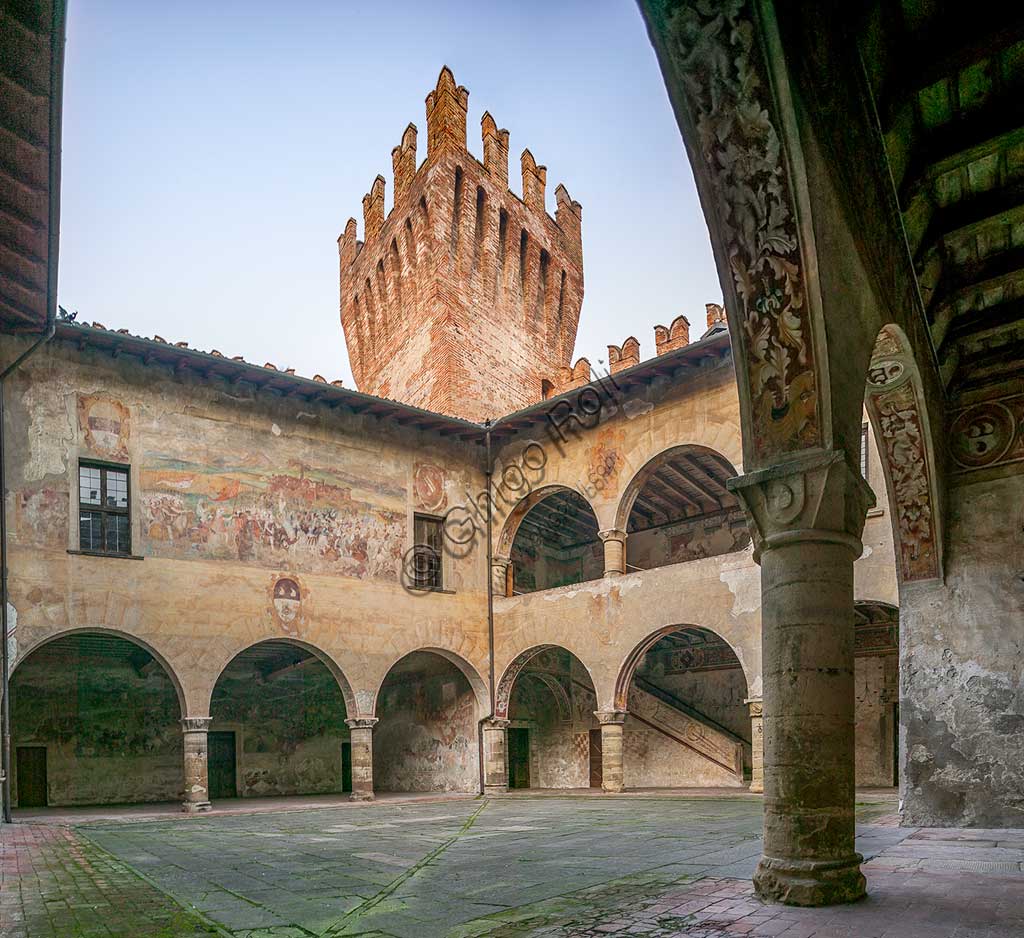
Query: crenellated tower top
xmin=338 ymin=66 xmax=584 ymax=422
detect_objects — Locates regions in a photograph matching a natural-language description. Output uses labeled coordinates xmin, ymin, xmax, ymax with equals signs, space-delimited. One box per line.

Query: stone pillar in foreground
xmin=746 ymin=698 xmax=764 ymax=794
xmin=346 ymin=717 xmax=378 ymax=801
xmin=730 ymin=451 xmax=873 ymax=906
xmin=481 ymin=718 xmax=510 ymax=794
xmin=598 ymin=529 xmax=627 ymax=577
xmin=594 ymin=709 xmax=627 ymax=792
xmin=181 ymin=717 xmax=212 ymax=813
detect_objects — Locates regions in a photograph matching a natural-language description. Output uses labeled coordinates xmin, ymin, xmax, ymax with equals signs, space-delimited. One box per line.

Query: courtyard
xmin=3 ymin=793 xmax=1023 ymax=937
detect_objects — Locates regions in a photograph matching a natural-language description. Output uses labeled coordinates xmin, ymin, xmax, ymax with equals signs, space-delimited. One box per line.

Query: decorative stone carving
xmin=649 ymin=0 xmax=822 ymax=459
xmin=344 ymin=717 xmax=379 ymax=730
xmin=864 ymin=327 xmax=941 ymax=582
xmin=181 ymin=717 xmax=212 ymax=733
xmin=593 ymin=709 xmax=627 ymax=725
xmin=728 ymin=450 xmax=874 ymax=562
xmin=598 ymin=528 xmax=627 ymax=576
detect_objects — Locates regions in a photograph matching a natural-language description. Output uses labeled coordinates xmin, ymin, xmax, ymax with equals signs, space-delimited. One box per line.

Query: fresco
xmin=77 ymin=394 xmax=130 ymax=461
xmin=140 ymin=447 xmax=407 ymax=579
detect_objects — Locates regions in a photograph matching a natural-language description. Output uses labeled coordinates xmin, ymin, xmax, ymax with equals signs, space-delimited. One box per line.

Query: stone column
xmin=346 ymin=717 xmax=378 ymax=801
xmin=594 ymin=709 xmax=627 ymax=792
xmin=729 ymin=451 xmax=873 ymax=907
xmin=598 ymin=529 xmax=627 ymax=576
xmin=746 ymin=698 xmax=764 ymax=794
xmin=181 ymin=717 xmax=212 ymax=813
xmin=491 ymin=556 xmax=512 ymax=598
xmin=481 ymin=718 xmax=510 ymax=794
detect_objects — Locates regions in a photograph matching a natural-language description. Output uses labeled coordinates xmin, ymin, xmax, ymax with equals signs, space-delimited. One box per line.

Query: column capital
xmin=181 ymin=717 xmax=211 ymax=733
xmin=345 ymin=717 xmax=379 ymax=730
xmin=598 ymin=528 xmax=627 ymax=544
xmin=745 ymin=697 xmax=763 ymax=718
xmin=482 ymin=717 xmax=511 ymax=730
xmin=727 ymin=449 xmax=874 ymax=562
xmin=594 ymin=709 xmax=627 ymax=725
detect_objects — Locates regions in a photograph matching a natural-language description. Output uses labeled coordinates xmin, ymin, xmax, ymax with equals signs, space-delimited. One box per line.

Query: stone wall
xmin=901 ymin=473 xmax=1024 ymax=827
xmin=373 ymin=652 xmax=480 ymax=792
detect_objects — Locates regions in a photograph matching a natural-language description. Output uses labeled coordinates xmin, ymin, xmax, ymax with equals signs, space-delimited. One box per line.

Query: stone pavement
xmin=3 ymin=794 xmax=1023 ymax=937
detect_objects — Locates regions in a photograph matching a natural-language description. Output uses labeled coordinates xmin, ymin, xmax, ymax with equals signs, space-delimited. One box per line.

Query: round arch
xmin=13 ymin=627 xmax=187 ymax=718
xmin=371 ymin=646 xmax=489 ymax=719
xmin=864 ymin=323 xmax=943 ymax=583
xmin=204 ymin=637 xmax=357 ymax=717
xmin=495 ymin=483 xmax=598 ymax=560
xmin=495 ymin=644 xmax=600 ymax=720
xmin=614 ymin=624 xmax=750 ymax=711
xmin=614 ymin=444 xmax=743 ymax=533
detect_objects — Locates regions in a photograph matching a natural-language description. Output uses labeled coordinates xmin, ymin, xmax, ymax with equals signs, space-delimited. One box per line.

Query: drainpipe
xmin=477 ymin=424 xmax=496 ymax=795
xmin=0 ymin=0 xmax=66 ymax=824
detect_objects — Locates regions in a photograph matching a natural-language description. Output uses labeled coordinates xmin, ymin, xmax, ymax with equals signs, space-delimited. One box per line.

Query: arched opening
xmin=854 ymin=601 xmax=900 ymax=789
xmin=508 ymin=489 xmax=602 ymax=594
xmin=618 ymin=446 xmax=748 ymax=572
xmin=495 ymin=646 xmax=600 ymax=790
xmin=617 ymin=626 xmax=749 ymax=789
xmin=9 ymin=632 xmax=183 ymax=809
xmin=373 ymin=650 xmax=482 ymax=794
xmin=209 ymin=640 xmax=352 ymax=799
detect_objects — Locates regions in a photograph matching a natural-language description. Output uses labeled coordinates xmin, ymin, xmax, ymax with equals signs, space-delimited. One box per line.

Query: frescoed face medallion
xmin=272 ymin=577 xmax=301 ymax=631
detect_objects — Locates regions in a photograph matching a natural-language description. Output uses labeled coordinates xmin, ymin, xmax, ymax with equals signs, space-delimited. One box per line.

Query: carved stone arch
xmin=12 ymin=626 xmax=188 ymax=718
xmin=640 ymin=0 xmax=832 ymax=467
xmin=494 ymin=644 xmax=598 ymax=720
xmin=371 ymin=646 xmax=489 ymax=719
xmin=864 ymin=325 xmax=943 ymax=582
xmin=494 ymin=483 xmax=598 ymax=559
xmin=613 ymin=624 xmax=749 ymax=711
xmin=205 ymin=637 xmax=358 ymax=717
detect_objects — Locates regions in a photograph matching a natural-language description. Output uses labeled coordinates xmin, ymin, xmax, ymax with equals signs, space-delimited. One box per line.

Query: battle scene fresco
xmin=139 ymin=433 xmax=407 ymax=579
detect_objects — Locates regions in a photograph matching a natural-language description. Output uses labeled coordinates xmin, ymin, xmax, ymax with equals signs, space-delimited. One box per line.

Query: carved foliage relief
xmin=664 ymin=0 xmax=821 ymax=457
xmin=865 ymin=328 xmax=939 ymax=581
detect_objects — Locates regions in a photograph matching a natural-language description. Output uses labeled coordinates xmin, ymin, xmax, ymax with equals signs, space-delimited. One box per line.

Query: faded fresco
xmin=139 ymin=439 xmax=407 ymax=578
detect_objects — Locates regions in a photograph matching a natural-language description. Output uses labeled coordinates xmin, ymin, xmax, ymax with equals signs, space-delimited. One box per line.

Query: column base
xmin=753 ymin=854 xmax=866 ymax=907
xmin=349 ymin=790 xmax=374 ymax=802
xmin=182 ymin=801 xmax=211 ymax=814
xmin=748 ymin=781 xmax=764 ymax=794
xmin=601 ymin=784 xmax=624 ymax=794
xmin=483 ymin=784 xmax=508 ymax=795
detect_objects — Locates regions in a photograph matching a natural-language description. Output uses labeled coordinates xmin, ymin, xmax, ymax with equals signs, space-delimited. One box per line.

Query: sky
xmin=57 ymin=0 xmax=721 ymax=387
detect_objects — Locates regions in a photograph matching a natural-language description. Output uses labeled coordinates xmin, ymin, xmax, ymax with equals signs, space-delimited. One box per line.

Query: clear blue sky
xmin=57 ymin=0 xmax=721 ymax=387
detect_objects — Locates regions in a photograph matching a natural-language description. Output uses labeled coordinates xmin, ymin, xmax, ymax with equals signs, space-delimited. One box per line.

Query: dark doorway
xmin=16 ymin=746 xmax=47 ymax=807
xmin=589 ymin=729 xmax=603 ymax=788
xmin=208 ymin=731 xmax=236 ymax=799
xmin=341 ymin=741 xmax=352 ymax=793
xmin=508 ymin=727 xmax=530 ymax=789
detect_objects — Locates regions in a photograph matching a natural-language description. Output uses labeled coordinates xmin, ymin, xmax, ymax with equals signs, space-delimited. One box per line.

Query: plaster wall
xmin=373 ymin=652 xmax=479 ymax=792
xmin=854 ymin=653 xmax=897 ymax=787
xmin=3 ymin=340 xmax=492 ymax=724
xmin=901 ymin=473 xmax=1024 ymax=827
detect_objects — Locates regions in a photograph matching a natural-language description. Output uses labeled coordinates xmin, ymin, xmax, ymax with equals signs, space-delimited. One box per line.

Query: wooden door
xmin=589 ymin=729 xmax=603 ymax=788
xmin=341 ymin=741 xmax=352 ymax=793
xmin=507 ymin=728 xmax=531 ymax=789
xmin=208 ymin=731 xmax=237 ymax=799
xmin=16 ymin=747 xmax=47 ymax=807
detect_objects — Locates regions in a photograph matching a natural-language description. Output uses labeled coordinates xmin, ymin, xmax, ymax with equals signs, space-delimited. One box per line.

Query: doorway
xmin=589 ymin=729 xmax=603 ymax=788
xmin=208 ymin=731 xmax=237 ymax=799
xmin=508 ymin=727 xmax=530 ymax=789
xmin=16 ymin=746 xmax=47 ymax=807
xmin=341 ymin=741 xmax=352 ymax=792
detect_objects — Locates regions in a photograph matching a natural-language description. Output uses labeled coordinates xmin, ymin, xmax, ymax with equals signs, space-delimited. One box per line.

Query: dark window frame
xmin=78 ymin=459 xmax=132 ymax=555
xmin=411 ymin=512 xmax=444 ymax=591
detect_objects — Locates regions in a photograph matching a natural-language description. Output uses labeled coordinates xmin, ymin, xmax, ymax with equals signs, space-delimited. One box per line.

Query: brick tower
xmin=338 ymin=67 xmax=584 ymax=422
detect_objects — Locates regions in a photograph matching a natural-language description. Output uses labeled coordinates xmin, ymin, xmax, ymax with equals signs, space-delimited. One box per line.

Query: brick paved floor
xmin=3 ymin=795 xmax=1023 ymax=937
